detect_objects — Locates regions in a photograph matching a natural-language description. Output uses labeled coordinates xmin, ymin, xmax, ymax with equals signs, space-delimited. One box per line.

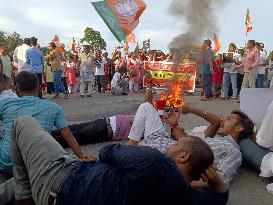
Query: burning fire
xmin=160 ymin=81 xmax=184 ymax=108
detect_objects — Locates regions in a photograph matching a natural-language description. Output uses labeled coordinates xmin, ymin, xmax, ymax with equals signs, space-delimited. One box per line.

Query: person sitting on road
xmin=11 ymin=115 xmax=228 ymax=205
xmin=111 ymin=68 xmax=128 ymax=95
xmin=0 ymin=71 xmax=92 ymax=174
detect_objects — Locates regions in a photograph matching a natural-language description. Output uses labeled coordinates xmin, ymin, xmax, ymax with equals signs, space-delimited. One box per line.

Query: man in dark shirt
xmin=12 ymin=116 xmax=228 ymax=205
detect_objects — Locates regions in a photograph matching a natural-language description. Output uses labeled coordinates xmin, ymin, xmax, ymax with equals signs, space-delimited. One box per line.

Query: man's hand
xmin=179 ymin=104 xmax=191 ymax=115
xmin=166 ymin=111 xmax=180 ymax=127
xmin=201 ymin=165 xmax=227 ymax=193
xmin=80 ymin=154 xmax=97 ymax=161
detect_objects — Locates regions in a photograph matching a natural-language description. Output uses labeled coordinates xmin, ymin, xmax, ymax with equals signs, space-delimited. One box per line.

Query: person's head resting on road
xmin=217 ymin=110 xmax=254 ymax=143
xmin=15 ymin=71 xmax=39 ymax=97
xmin=165 ymin=136 xmax=214 ymax=184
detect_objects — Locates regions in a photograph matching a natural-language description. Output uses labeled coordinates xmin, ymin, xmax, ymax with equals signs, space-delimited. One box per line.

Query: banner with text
xmin=144 ymin=61 xmax=197 ymax=92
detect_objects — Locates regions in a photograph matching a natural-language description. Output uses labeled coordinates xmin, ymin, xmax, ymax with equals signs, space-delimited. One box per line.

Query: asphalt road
xmin=1 ymin=92 xmax=272 ymax=204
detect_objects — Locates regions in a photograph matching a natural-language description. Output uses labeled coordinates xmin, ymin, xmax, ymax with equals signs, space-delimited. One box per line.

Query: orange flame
xmin=160 ymin=81 xmax=184 ymax=108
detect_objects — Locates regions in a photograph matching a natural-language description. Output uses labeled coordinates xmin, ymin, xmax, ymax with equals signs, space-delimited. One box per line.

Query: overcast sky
xmin=0 ymin=0 xmax=272 ymax=53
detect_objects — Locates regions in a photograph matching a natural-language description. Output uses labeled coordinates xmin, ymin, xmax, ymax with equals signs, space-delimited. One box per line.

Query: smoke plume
xmin=168 ymin=0 xmax=228 ymax=49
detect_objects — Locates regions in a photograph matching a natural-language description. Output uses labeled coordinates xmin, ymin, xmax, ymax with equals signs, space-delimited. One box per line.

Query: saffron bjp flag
xmin=213 ymin=32 xmax=221 ymax=54
xmin=92 ymin=0 xmax=146 ymax=42
xmin=52 ymin=35 xmax=63 ymax=54
xmin=245 ymin=9 xmax=252 ymax=33
xmin=71 ymin=37 xmax=77 ymax=55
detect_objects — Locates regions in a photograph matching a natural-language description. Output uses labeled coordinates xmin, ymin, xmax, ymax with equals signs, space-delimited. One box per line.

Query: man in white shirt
xmin=111 ymin=68 xmax=128 ymax=95
xmin=78 ymin=42 xmax=95 ymax=98
xmin=94 ymin=50 xmax=106 ymax=93
xmin=256 ymin=43 xmax=268 ymax=88
xmin=222 ymin=43 xmax=240 ymax=99
xmin=13 ymin=38 xmax=31 ymax=73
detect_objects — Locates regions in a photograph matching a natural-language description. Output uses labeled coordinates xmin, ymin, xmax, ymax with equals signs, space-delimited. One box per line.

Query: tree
xmin=81 ymin=27 xmax=107 ymax=51
xmin=0 ymin=30 xmax=6 ymax=45
xmin=6 ymin=32 xmax=23 ymax=51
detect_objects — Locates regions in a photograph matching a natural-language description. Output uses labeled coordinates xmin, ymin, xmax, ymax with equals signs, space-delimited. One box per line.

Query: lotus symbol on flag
xmin=114 ymin=0 xmax=139 ymax=17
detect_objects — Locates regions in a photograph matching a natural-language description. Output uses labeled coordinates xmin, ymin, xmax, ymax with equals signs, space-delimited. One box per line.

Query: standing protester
xmin=13 ymin=38 xmax=31 ymax=73
xmin=44 ymin=61 xmax=55 ymax=94
xmin=94 ymin=48 xmax=106 ymax=93
xmin=103 ymin=52 xmax=113 ymax=91
xmin=255 ymin=43 xmax=268 ymax=88
xmin=45 ymin=42 xmax=68 ymax=99
xmin=200 ymin=39 xmax=214 ymax=101
xmin=234 ymin=40 xmax=260 ymax=88
xmin=113 ymin=47 xmax=126 ymax=74
xmin=78 ymin=42 xmax=95 ymax=98
xmin=128 ymin=53 xmax=140 ymax=93
xmin=64 ymin=55 xmax=77 ymax=94
xmin=26 ymin=37 xmax=45 ymax=98
xmin=268 ymin=53 xmax=273 ymax=87
xmin=0 ymin=45 xmax=13 ymax=87
xmin=221 ymin=43 xmax=240 ymax=100
xmin=237 ymin=49 xmax=245 ymax=95
xmin=212 ymin=54 xmax=223 ymax=98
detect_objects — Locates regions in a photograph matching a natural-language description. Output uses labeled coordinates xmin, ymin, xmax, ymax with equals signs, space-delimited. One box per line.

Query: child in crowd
xmin=64 ymin=55 xmax=76 ymax=94
xmin=44 ymin=61 xmax=55 ymax=94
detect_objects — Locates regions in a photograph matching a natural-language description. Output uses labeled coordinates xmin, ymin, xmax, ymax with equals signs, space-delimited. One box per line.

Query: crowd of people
xmin=199 ymin=39 xmax=273 ymax=101
xmin=0 ymin=37 xmax=169 ymax=99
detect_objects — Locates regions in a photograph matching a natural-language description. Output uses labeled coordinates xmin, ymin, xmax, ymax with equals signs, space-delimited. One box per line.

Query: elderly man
xmin=78 ymin=42 xmax=95 ymax=98
xmin=11 ymin=115 xmax=228 ymax=205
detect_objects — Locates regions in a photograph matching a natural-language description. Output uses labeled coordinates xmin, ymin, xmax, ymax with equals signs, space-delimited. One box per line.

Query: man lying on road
xmin=11 ymin=116 xmax=228 ymax=205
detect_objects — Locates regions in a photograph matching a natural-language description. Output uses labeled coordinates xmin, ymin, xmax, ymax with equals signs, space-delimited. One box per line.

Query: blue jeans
xmin=223 ymin=72 xmax=238 ymax=98
xmin=256 ymin=74 xmax=265 ymax=88
xmin=239 ymin=138 xmax=270 ymax=173
xmin=54 ymin=70 xmax=66 ymax=95
xmin=203 ymin=73 xmax=212 ymax=98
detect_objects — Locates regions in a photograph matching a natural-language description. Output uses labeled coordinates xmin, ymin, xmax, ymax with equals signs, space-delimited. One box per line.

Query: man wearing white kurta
xmin=13 ymin=38 xmax=31 ymax=73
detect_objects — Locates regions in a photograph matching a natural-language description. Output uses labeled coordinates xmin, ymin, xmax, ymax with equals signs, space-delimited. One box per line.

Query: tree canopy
xmin=81 ymin=27 xmax=107 ymax=51
xmin=0 ymin=30 xmax=23 ymax=52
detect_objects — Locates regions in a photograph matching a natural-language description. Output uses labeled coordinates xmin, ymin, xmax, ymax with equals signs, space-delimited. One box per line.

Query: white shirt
xmin=109 ymin=116 xmax=116 ymax=135
xmin=257 ymin=100 xmax=273 ymax=150
xmin=111 ymin=72 xmax=121 ymax=88
xmin=223 ymin=52 xmax=240 ymax=73
xmin=258 ymin=51 xmax=267 ymax=75
xmin=0 ymin=89 xmax=17 ymax=136
xmin=13 ymin=44 xmax=30 ymax=72
xmin=95 ymin=58 xmax=107 ymax=76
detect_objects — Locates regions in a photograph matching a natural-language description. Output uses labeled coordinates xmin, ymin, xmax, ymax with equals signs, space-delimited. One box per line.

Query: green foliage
xmin=0 ymin=30 xmax=23 ymax=52
xmin=40 ymin=47 xmax=50 ymax=55
xmin=6 ymin=32 xmax=23 ymax=51
xmin=81 ymin=27 xmax=107 ymax=51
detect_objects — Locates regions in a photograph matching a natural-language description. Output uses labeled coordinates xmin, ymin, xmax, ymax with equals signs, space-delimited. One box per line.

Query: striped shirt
xmin=186 ymin=127 xmax=242 ymax=186
xmin=0 ymin=96 xmax=67 ymax=172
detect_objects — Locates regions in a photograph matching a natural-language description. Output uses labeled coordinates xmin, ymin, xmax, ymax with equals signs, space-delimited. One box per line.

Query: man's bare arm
xmin=60 ymin=127 xmax=93 ymax=160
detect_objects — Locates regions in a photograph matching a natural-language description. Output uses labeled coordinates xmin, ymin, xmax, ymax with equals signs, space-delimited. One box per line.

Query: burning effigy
xmin=160 ymin=80 xmax=184 ymax=108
